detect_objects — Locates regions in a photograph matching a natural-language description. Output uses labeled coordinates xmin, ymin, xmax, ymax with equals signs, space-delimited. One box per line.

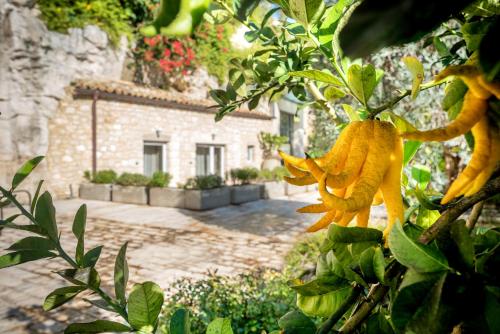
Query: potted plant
xmin=112 ymin=172 xmax=150 ymax=205
xmin=148 ymin=172 xmax=185 ymax=208
xmin=259 ymin=166 xmax=289 ymax=199
xmin=229 ymin=167 xmax=261 ymax=204
xmin=183 ymin=175 xmax=230 ymax=210
xmin=79 ymin=170 xmax=116 ymax=201
xmin=258 ymin=132 xmax=289 ymax=170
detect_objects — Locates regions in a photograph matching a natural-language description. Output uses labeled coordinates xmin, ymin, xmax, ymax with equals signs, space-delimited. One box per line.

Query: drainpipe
xmin=91 ymin=91 xmax=99 ymax=175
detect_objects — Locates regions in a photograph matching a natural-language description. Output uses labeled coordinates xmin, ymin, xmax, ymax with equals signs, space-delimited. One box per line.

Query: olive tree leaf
xmin=278 ymin=310 xmax=316 ymax=334
xmin=35 ymin=192 xmax=59 ymax=240
xmin=72 ymin=204 xmax=87 ymax=265
xmin=11 ymin=156 xmax=44 ymax=190
xmin=114 ymin=242 xmax=129 ymax=306
xmin=43 ymin=286 xmax=86 ymax=311
xmin=207 ymin=318 xmax=233 ymax=334
xmin=128 ymin=282 xmax=164 ymax=332
xmin=402 ymin=56 xmax=424 ymax=99
xmin=6 ymin=236 xmax=55 ymax=251
xmin=64 ymin=320 xmax=132 ymax=333
xmin=289 ymin=70 xmax=343 ymax=86
xmin=389 ymin=222 xmax=451 ymax=273
xmin=0 ymin=250 xmax=56 ymax=269
xmin=288 ymin=0 xmax=325 ymax=28
xmin=169 ymin=308 xmax=190 ymax=334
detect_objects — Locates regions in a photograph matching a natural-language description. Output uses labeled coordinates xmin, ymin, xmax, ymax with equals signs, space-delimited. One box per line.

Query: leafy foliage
xmin=184 ymin=175 xmax=225 ymax=190
xmin=258 ymin=166 xmax=290 ymax=182
xmin=116 ymin=172 xmax=151 ymax=186
xmin=148 ymin=171 xmax=173 ymax=187
xmin=84 ymin=170 xmax=118 ymax=184
xmin=230 ymin=167 xmax=259 ymax=185
xmin=258 ymin=132 xmax=289 ymax=159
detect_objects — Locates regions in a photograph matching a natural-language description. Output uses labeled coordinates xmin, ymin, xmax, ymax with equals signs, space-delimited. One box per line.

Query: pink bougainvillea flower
xmin=144 ymin=50 xmax=155 ymax=62
xmin=164 ymin=49 xmax=171 ymax=58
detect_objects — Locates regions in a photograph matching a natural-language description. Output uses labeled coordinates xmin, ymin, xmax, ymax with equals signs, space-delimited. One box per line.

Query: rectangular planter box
xmin=149 ymin=187 xmax=185 ymax=208
xmin=230 ymin=184 xmax=262 ymax=204
xmin=184 ymin=187 xmax=231 ymax=210
xmin=112 ymin=185 xmax=148 ymax=205
xmin=286 ymin=183 xmax=308 ymax=196
xmin=260 ymin=181 xmax=286 ymax=199
xmin=79 ymin=183 xmax=111 ymax=201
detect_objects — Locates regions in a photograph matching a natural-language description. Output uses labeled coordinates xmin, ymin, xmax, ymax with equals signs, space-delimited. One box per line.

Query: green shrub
xmin=37 ymin=0 xmax=135 ymax=45
xmin=148 ymin=171 xmax=172 ymax=187
xmin=184 ymin=175 xmax=224 ymax=190
xmin=83 ymin=170 xmax=117 ymax=184
xmin=116 ymin=172 xmax=150 ymax=186
xmin=159 ymin=269 xmax=295 ymax=334
xmin=283 ymin=232 xmax=326 ymax=279
xmin=258 ymin=166 xmax=290 ymax=182
xmin=230 ymin=167 xmax=259 ymax=185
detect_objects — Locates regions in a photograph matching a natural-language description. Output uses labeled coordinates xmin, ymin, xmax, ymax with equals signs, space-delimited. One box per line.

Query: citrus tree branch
xmin=466 ymin=201 xmax=484 ymax=231
xmin=419 ymin=176 xmax=500 ymax=244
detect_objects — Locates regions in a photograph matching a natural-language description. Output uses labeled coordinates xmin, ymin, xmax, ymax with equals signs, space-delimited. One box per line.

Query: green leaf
xmin=485 ymin=286 xmax=500 ymax=333
xmin=169 ymin=308 xmax=190 ymax=334
xmin=389 ymin=222 xmax=450 ymax=273
xmin=43 ymin=286 xmax=86 ymax=311
xmin=288 ymin=276 xmax=347 ymax=296
xmin=442 ymin=79 xmax=467 ymax=120
xmin=366 ymin=311 xmax=395 ymax=334
xmin=288 ymin=0 xmax=325 ymax=27
xmin=347 ymin=64 xmax=381 ymax=105
xmin=56 ymin=268 xmax=101 ymax=289
xmin=114 ymin=242 xmax=129 ymax=306
xmin=128 ymin=282 xmax=164 ymax=332
xmin=373 ymin=247 xmax=386 ymax=283
xmin=411 ymin=164 xmax=431 ymax=189
xmin=414 ymin=186 xmax=442 ymax=211
xmin=416 ymin=207 xmax=440 ymax=229
xmin=278 ymin=310 xmax=316 ymax=334
xmin=30 ymin=180 xmax=44 ymax=214
xmin=289 ymin=70 xmax=343 ymax=86
xmin=64 ymin=320 xmax=132 ymax=333
xmin=433 ymin=36 xmax=450 ymax=58
xmin=0 ymin=250 xmax=55 ymax=269
xmin=479 ymin=18 xmax=500 ymax=81
xmin=327 ymin=224 xmax=383 ymax=244
xmin=462 ymin=20 xmax=492 ymax=52
xmin=83 ymin=298 xmax=115 ymax=312
xmin=339 ymin=0 xmax=475 ymax=58
xmin=324 ymin=86 xmax=346 ymax=100
xmin=402 ymin=56 xmax=424 ymax=100
xmin=206 ymin=318 xmax=233 ymax=334
xmin=297 ymin=286 xmax=353 ymax=318
xmin=6 ymin=236 xmax=55 ymax=251
xmin=341 ymin=104 xmax=361 ymax=121
xmin=450 ymin=220 xmax=474 ymax=270
xmin=401 ymin=272 xmax=450 ymax=334
xmin=11 ymin=156 xmax=44 ymax=190
xmin=34 ymin=192 xmax=59 ymax=240
xmin=314 ymin=0 xmax=353 ymax=53
xmin=359 ymin=247 xmax=376 ymax=281
xmin=82 ymin=246 xmax=103 ymax=268
xmin=233 ymin=0 xmax=261 ymax=20
xmin=403 ymin=140 xmax=422 ymax=165
xmin=0 ymin=221 xmax=46 ymax=235
xmin=72 ymin=204 xmax=87 ymax=265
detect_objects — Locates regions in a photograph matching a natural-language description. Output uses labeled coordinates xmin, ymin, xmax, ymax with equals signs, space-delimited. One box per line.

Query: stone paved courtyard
xmin=0 ymin=193 xmax=387 ymax=333
xmin=0 ymin=193 xmax=310 ymax=333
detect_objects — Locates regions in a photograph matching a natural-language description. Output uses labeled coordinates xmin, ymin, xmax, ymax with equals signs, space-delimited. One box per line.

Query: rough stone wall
xmin=0 ymin=0 xmax=127 ymax=190
xmin=47 ymin=99 xmax=273 ymax=197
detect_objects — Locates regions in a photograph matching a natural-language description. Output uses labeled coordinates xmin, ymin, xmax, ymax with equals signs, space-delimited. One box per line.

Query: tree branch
xmin=466 ymin=201 xmax=484 ymax=231
xmin=305 ymin=81 xmax=337 ymax=119
xmin=418 ymin=176 xmax=500 ymax=244
xmin=317 ymin=285 xmax=362 ymax=334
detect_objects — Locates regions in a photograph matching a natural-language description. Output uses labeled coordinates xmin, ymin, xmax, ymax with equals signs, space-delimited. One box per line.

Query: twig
xmin=419 ymin=176 xmax=500 ymax=244
xmin=305 ymin=81 xmax=337 ymax=119
xmin=466 ymin=201 xmax=484 ymax=231
xmin=317 ymin=285 xmax=362 ymax=334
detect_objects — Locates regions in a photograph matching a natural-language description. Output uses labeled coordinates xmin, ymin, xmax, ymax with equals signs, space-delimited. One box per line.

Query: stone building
xmin=46 ymin=80 xmax=312 ymax=197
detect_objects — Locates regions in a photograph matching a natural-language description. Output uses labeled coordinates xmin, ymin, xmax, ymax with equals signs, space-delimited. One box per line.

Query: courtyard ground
xmin=0 ymin=193 xmax=387 ymax=333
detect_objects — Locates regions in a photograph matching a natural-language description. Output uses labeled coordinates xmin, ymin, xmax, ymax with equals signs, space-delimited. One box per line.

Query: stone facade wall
xmin=47 ymin=98 xmax=274 ymax=198
xmin=0 ymin=0 xmax=127 ymax=190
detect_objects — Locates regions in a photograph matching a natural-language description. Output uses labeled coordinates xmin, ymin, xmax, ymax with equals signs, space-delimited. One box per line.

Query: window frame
xmin=195 ymin=144 xmax=225 ymax=177
xmin=143 ymin=141 xmax=168 ymax=176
